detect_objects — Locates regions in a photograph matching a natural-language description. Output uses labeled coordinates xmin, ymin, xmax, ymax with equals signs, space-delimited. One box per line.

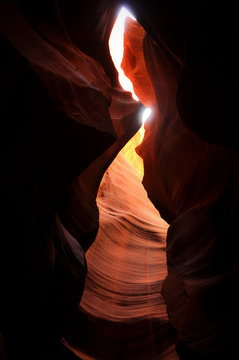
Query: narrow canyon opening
xmin=1 ymin=2 xmax=238 ymax=360
xmin=63 ymin=8 xmax=177 ymax=360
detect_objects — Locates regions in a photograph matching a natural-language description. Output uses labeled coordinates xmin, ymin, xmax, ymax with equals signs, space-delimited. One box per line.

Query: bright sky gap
xmin=109 ymin=7 xmax=151 ymax=124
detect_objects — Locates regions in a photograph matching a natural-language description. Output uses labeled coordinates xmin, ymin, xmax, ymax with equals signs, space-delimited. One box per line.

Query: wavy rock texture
xmin=63 ymin=131 xmax=178 ymax=359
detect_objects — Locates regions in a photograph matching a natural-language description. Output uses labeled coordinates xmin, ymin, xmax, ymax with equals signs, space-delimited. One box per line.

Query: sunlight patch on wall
xmin=109 ymin=7 xmax=138 ymax=100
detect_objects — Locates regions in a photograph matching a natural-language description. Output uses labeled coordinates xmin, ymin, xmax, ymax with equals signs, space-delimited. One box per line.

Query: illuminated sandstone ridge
xmin=68 ymin=136 xmax=176 ymax=359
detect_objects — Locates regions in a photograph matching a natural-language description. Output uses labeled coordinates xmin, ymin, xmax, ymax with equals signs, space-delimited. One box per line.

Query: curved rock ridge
xmin=63 ymin=130 xmax=178 ymax=359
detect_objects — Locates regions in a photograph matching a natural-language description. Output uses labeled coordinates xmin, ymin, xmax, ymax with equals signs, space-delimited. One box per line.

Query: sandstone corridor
xmin=0 ymin=1 xmax=238 ymax=360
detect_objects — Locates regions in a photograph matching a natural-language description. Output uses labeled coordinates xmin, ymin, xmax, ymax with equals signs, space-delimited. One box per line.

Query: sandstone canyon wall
xmin=0 ymin=1 xmax=239 ymax=360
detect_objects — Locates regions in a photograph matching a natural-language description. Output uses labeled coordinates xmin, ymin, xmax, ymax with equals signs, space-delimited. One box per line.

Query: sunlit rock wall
xmin=64 ymin=131 xmax=178 ymax=359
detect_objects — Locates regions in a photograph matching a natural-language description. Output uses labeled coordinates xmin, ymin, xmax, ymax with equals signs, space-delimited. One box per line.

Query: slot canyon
xmin=0 ymin=1 xmax=239 ymax=359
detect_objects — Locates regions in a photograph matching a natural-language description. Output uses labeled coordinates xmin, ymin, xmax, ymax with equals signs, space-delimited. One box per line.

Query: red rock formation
xmin=1 ymin=1 xmax=239 ymax=360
